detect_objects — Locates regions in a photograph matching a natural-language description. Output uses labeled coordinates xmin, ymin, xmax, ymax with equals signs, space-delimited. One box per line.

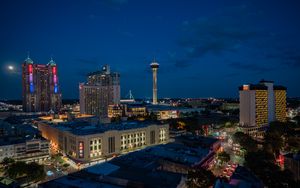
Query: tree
xmin=217 ymin=151 xmax=230 ymax=164
xmin=6 ymin=161 xmax=45 ymax=182
xmin=201 ymin=109 xmax=210 ymax=116
xmin=245 ymin=150 xmax=297 ymax=187
xmin=26 ymin=162 xmax=46 ymax=182
xmin=1 ymin=157 xmax=15 ymax=166
xmin=286 ymin=136 xmax=300 ymax=153
xmin=6 ymin=161 xmax=27 ymax=179
xmin=232 ymin=132 xmax=258 ymax=152
xmin=264 ymin=122 xmax=286 ymax=157
xmin=224 ymin=122 xmax=232 ymax=128
xmin=293 ymin=116 xmax=300 ymax=126
xmin=186 ymin=168 xmax=216 ymax=188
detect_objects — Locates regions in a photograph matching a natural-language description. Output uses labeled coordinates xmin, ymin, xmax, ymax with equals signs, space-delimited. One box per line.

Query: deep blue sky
xmin=1 ymin=0 xmax=300 ymax=99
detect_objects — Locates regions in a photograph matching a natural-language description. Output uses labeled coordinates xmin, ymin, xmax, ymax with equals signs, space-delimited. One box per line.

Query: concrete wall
xmin=239 ymin=90 xmax=256 ymax=126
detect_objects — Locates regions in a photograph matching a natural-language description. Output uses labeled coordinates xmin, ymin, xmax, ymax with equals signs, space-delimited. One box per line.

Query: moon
xmin=8 ymin=65 xmax=14 ymax=70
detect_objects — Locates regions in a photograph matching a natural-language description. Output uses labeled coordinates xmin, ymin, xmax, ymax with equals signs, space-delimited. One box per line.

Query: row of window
xmin=159 ymin=128 xmax=167 ymax=142
xmin=121 ymin=132 xmax=146 ymax=140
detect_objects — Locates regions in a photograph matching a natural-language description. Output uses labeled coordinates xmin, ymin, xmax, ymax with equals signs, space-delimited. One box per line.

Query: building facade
xmin=38 ymin=120 xmax=169 ymax=163
xmin=0 ymin=138 xmax=50 ymax=162
xmin=108 ymin=104 xmax=123 ymax=118
xmin=125 ymin=104 xmax=147 ymax=117
xmin=239 ymin=80 xmax=287 ymax=135
xmin=22 ymin=56 xmax=62 ymax=112
xmin=79 ymin=65 xmax=120 ymax=118
xmin=274 ymin=86 xmax=287 ymax=122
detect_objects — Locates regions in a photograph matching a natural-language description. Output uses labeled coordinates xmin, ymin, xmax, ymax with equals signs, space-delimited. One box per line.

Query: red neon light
xmin=52 ymin=66 xmax=56 ymax=74
xmin=28 ymin=64 xmax=33 ymax=73
xmin=279 ymin=154 xmax=284 ymax=166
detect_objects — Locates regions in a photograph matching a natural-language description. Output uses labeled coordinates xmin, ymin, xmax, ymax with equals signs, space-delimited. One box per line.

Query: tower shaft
xmin=152 ymin=68 xmax=158 ymax=105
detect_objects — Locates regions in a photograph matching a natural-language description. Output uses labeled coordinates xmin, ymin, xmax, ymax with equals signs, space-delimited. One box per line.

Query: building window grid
xmin=89 ymin=138 xmax=102 ymax=158
xmin=120 ymin=131 xmax=146 ymax=150
xmin=159 ymin=128 xmax=167 ymax=142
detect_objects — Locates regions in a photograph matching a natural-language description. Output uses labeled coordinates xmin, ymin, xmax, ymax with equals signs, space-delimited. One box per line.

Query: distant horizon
xmin=2 ymin=96 xmax=300 ymax=102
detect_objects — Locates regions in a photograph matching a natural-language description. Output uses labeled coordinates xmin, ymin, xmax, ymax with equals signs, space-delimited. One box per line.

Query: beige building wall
xmin=0 ymin=139 xmax=49 ymax=162
xmin=38 ymin=122 xmax=169 ymax=163
xmin=239 ymin=90 xmax=256 ymax=127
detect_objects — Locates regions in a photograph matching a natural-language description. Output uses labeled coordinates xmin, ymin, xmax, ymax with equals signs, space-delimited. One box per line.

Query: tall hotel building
xmin=239 ymin=80 xmax=286 ymax=134
xmin=22 ymin=56 xmax=62 ymax=112
xmin=79 ymin=65 xmax=120 ymax=118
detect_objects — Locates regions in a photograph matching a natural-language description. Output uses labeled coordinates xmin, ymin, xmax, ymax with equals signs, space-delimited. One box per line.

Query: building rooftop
xmin=259 ymin=79 xmax=274 ymax=83
xmin=39 ymin=173 xmax=122 ymax=188
xmin=146 ymin=104 xmax=203 ymax=112
xmin=126 ymin=103 xmax=146 ymax=108
xmin=273 ymin=85 xmax=287 ymax=90
xmin=86 ymin=163 xmax=120 ymax=176
xmin=39 ymin=135 xmax=218 ymax=188
xmin=174 ymin=135 xmax=220 ymax=148
xmin=230 ymin=166 xmax=263 ymax=187
xmin=239 ymin=84 xmax=268 ymax=91
xmin=108 ymin=136 xmax=218 ymax=168
xmin=43 ymin=120 xmax=166 ymax=136
xmin=0 ymin=177 xmax=19 ymax=188
xmin=0 ymin=136 xmax=47 ymax=146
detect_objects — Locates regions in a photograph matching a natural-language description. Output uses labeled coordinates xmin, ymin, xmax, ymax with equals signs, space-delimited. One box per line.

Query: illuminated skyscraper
xmin=239 ymin=80 xmax=287 ymax=129
xmin=22 ymin=56 xmax=62 ymax=112
xmin=150 ymin=59 xmax=159 ymax=105
xmin=239 ymin=84 xmax=268 ymax=128
xmin=79 ymin=65 xmax=120 ymax=118
xmin=274 ymin=86 xmax=287 ymax=122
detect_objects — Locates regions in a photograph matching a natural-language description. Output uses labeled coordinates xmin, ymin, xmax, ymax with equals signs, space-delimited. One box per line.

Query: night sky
xmin=1 ymin=0 xmax=300 ymax=99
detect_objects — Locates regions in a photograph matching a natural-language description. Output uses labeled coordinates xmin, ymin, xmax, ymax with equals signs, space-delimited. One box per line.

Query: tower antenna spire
xmin=129 ymin=90 xmax=134 ymax=100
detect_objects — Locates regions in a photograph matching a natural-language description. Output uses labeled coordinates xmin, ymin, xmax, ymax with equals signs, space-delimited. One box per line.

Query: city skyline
xmin=1 ymin=1 xmax=300 ymax=187
xmin=1 ymin=0 xmax=300 ymax=100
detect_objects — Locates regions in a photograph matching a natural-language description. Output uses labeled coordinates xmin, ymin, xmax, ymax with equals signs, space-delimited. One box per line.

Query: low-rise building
xmin=147 ymin=105 xmax=179 ymax=120
xmin=124 ymin=104 xmax=147 ymax=117
xmin=108 ymin=105 xmax=123 ymax=118
xmin=146 ymin=105 xmax=204 ymax=120
xmin=37 ymin=120 xmax=169 ymax=163
xmin=284 ymin=153 xmax=300 ymax=181
xmin=220 ymin=102 xmax=239 ymax=111
xmin=214 ymin=166 xmax=264 ymax=188
xmin=0 ymin=137 xmax=50 ymax=162
xmin=39 ymin=135 xmax=219 ymax=188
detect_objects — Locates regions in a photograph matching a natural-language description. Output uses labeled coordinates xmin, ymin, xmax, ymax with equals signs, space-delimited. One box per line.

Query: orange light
xmin=243 ymin=85 xmax=249 ymax=90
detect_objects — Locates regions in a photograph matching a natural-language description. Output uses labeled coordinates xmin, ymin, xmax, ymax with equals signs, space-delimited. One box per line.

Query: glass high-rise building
xmin=22 ymin=56 xmax=62 ymax=112
xmin=79 ymin=65 xmax=120 ymax=118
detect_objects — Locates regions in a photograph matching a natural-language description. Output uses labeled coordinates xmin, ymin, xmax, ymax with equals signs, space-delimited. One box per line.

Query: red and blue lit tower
xmin=22 ymin=55 xmax=62 ymax=112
